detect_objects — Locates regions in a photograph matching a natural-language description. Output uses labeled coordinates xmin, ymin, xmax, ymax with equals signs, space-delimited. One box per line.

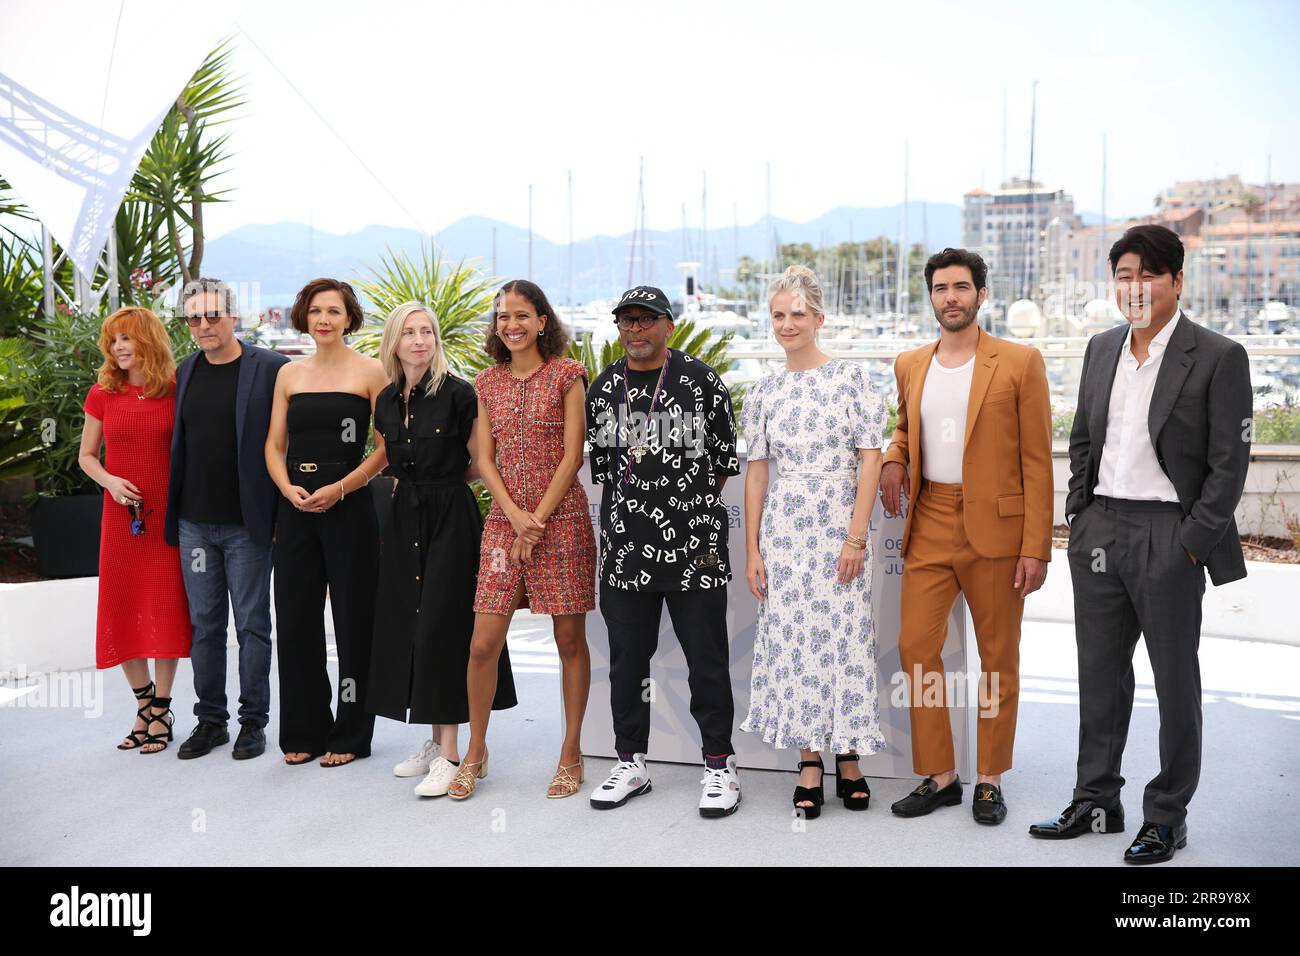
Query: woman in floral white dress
xmin=742 ymin=265 xmax=887 ymax=819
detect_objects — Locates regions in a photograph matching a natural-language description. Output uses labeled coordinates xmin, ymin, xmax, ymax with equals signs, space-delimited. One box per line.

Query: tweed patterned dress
xmin=473 ymin=358 xmax=596 ymax=615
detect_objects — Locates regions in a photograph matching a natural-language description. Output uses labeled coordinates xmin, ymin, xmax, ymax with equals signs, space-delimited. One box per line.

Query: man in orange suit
xmin=879 ymin=248 xmax=1053 ymax=826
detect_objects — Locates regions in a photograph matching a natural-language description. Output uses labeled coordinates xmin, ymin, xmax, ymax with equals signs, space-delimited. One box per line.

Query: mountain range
xmin=204 ymin=203 xmax=966 ymax=307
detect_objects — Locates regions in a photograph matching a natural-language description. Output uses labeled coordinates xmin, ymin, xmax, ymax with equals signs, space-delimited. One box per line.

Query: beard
xmin=934 ymin=300 xmax=978 ymax=332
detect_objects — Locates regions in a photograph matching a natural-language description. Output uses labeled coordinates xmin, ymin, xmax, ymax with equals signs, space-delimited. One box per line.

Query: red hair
xmin=97 ymin=307 xmax=176 ymax=398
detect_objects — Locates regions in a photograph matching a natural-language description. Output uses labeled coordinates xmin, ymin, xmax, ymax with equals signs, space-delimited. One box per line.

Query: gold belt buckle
xmin=297 ymin=462 xmax=318 ymax=473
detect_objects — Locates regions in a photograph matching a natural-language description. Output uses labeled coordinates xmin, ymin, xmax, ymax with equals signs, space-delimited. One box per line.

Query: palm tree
xmin=350 ymin=244 xmax=497 ymax=377
xmin=127 ymin=37 xmax=244 ymax=288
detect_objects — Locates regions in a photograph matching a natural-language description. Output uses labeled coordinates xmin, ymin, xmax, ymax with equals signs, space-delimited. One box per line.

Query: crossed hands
xmin=285 ymin=484 xmax=342 ymax=514
xmin=508 ymin=508 xmax=546 ymax=566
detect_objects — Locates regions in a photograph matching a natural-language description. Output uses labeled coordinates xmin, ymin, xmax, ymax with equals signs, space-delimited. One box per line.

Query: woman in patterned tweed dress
xmin=449 ymin=279 xmax=596 ymax=802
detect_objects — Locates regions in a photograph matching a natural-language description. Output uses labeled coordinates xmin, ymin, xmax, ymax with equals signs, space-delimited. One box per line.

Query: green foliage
xmin=0 ymin=234 xmax=42 ymax=338
xmin=0 ymin=42 xmax=232 ymax=500
xmin=1253 ymin=404 xmax=1300 ymax=444
xmin=350 ymin=244 xmax=497 ymax=379
xmin=0 ymin=338 xmax=42 ymax=481
xmin=12 ymin=309 xmax=102 ymax=497
xmin=124 ymin=37 xmax=244 ymax=286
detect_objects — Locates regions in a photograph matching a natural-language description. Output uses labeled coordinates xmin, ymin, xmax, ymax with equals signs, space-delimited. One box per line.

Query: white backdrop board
xmin=578 ymin=457 xmax=977 ymax=779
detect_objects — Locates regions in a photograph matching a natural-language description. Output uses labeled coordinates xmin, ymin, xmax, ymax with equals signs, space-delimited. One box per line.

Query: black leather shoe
xmin=1123 ymin=821 xmax=1187 ymax=865
xmin=972 ymin=783 xmax=1007 ymax=825
xmin=1028 ymin=798 xmax=1125 ymax=839
xmin=177 ymin=721 xmax=230 ymax=760
xmin=890 ymin=776 xmax=962 ymax=817
xmin=232 ymin=722 xmax=266 ymax=760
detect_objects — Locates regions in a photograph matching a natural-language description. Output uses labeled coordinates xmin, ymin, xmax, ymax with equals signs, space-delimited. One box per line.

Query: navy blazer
xmin=164 ymin=342 xmax=291 ymax=547
xmin=1066 ymin=312 xmax=1253 ymax=586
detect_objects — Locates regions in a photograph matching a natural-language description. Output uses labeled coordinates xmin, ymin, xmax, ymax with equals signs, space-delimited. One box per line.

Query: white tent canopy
xmin=0 ymin=1 xmax=222 ymax=286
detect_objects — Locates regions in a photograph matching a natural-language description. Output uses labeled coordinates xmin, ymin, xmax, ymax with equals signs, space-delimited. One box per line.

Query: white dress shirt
xmin=1093 ymin=310 xmax=1181 ymax=502
xmin=920 ymin=352 xmax=975 ymax=484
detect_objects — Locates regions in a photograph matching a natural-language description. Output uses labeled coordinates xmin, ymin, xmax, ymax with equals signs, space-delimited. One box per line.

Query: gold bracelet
xmin=845 ymin=533 xmax=867 ymax=549
xmin=339 ymin=480 xmax=346 ymax=500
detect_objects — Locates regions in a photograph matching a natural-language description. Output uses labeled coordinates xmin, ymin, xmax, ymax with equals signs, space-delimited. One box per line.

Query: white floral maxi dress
xmin=740 ymin=359 xmax=888 ymax=754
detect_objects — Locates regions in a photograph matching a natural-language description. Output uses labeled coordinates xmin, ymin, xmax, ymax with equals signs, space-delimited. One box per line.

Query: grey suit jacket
xmin=1066 ymin=311 xmax=1252 ymax=586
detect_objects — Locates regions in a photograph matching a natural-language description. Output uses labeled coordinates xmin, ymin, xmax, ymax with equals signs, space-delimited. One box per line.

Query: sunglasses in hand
xmin=127 ymin=501 xmax=153 ymax=537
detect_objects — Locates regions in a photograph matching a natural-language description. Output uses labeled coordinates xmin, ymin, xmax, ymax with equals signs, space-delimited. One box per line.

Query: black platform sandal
xmin=140 ymin=696 xmax=175 ymax=754
xmin=835 ymin=753 xmax=871 ymax=810
xmin=118 ymin=681 xmax=155 ymax=750
xmin=793 ymin=757 xmax=825 ymax=819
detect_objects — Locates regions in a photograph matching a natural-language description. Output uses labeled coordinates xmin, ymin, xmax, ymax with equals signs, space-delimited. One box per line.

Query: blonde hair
xmin=766 ymin=264 xmax=827 ymax=317
xmin=379 ymin=301 xmax=449 ymax=396
xmin=97 ymin=307 xmax=176 ymax=398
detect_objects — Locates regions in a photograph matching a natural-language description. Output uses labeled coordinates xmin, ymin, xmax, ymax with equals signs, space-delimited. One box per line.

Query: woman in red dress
xmin=447 ymin=280 xmax=596 ymax=801
xmin=79 ymin=306 xmax=192 ymax=753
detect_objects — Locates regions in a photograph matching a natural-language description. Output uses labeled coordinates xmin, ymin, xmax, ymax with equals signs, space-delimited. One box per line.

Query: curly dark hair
xmin=290 ymin=278 xmax=365 ymax=334
xmin=484 ymin=279 xmax=571 ymax=364
xmin=924 ymin=247 xmax=988 ymax=292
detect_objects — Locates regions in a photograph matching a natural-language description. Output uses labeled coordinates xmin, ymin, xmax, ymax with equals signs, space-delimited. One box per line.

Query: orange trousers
xmin=898 ymin=480 xmax=1023 ymax=776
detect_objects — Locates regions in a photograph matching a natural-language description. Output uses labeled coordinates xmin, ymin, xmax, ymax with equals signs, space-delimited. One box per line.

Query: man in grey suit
xmin=1029 ymin=225 xmax=1252 ymax=864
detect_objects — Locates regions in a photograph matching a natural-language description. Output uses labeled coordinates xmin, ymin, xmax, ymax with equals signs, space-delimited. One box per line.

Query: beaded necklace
xmin=620 ymin=349 xmax=670 ymax=484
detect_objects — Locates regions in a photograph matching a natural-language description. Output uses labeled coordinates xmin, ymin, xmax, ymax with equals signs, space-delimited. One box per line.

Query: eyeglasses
xmin=613 ymin=313 xmax=664 ymax=331
xmin=183 ymin=312 xmax=233 ymax=328
xmin=128 ymin=501 xmax=152 ymax=537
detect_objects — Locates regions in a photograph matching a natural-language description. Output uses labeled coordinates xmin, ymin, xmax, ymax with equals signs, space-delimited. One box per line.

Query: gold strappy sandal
xmin=547 ymin=758 xmax=585 ymax=799
xmin=447 ymin=751 xmax=489 ymax=801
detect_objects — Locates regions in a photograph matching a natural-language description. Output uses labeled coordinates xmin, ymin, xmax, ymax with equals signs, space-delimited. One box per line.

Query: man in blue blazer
xmin=165 ymin=278 xmax=289 ymax=760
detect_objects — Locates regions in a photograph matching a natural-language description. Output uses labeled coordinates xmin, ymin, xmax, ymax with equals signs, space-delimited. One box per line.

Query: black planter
xmin=31 ymin=494 xmax=102 ymax=578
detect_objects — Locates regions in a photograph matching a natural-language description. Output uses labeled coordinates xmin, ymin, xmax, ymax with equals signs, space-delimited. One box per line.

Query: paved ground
xmin=2 ymin=618 xmax=1297 ymax=866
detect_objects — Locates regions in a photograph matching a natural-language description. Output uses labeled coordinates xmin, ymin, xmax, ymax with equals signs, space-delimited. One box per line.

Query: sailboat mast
xmin=566 ymin=168 xmax=574 ymax=307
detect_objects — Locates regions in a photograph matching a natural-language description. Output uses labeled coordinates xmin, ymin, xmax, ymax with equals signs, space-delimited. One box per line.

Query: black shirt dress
xmin=368 ymin=371 xmax=517 ymax=724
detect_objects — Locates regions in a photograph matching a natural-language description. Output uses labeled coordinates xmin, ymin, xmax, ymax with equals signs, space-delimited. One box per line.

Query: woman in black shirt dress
xmin=369 ymin=302 xmax=516 ymax=796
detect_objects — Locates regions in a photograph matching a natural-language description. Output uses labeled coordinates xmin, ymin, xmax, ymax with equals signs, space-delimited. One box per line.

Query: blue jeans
xmin=178 ymin=520 xmax=274 ymax=728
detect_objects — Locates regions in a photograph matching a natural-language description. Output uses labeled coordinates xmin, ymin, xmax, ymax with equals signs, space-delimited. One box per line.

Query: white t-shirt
xmin=920 ymin=352 xmax=975 ymax=484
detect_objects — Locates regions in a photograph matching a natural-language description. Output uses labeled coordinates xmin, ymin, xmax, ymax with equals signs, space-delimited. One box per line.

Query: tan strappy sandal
xmin=547 ymin=758 xmax=585 ymax=799
xmin=447 ymin=750 xmax=489 ymax=800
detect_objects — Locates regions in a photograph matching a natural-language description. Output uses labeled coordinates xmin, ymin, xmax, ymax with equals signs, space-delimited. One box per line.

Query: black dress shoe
xmin=1028 ymin=798 xmax=1125 ymax=839
xmin=890 ymin=777 xmax=962 ymax=817
xmin=232 ymin=722 xmax=266 ymax=760
xmin=972 ymin=783 xmax=1007 ymax=825
xmin=177 ymin=721 xmax=230 ymax=760
xmin=1124 ymin=821 xmax=1187 ymax=865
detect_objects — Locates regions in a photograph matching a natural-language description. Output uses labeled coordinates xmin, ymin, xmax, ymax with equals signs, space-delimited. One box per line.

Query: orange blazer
xmin=884 ymin=326 xmax=1053 ymax=561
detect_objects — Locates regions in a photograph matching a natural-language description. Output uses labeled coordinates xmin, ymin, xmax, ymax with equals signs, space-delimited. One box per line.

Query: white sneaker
xmin=393 ymin=739 xmax=439 ymax=777
xmin=588 ymin=754 xmax=652 ymax=809
xmin=698 ymin=755 xmax=741 ymax=818
xmin=414 ymin=756 xmax=459 ymax=797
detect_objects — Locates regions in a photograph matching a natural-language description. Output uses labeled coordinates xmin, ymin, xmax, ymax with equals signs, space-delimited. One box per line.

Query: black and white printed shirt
xmin=586 ymin=349 xmax=740 ymax=591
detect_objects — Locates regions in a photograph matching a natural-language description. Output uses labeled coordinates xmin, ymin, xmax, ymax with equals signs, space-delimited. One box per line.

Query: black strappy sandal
xmin=140 ymin=696 xmax=174 ymax=754
xmin=793 ymin=757 xmax=825 ymax=819
xmin=835 ymin=753 xmax=871 ymax=810
xmin=118 ymin=681 xmax=155 ymax=750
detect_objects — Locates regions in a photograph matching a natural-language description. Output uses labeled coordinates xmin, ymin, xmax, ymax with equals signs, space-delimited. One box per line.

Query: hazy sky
xmin=192 ymin=0 xmax=1299 ymax=243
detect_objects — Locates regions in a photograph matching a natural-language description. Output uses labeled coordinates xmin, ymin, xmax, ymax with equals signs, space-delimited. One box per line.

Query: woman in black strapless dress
xmin=265 ymin=278 xmax=391 ymax=767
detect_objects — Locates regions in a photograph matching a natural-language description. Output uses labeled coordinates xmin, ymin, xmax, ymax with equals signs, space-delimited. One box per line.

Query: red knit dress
xmin=83 ymin=383 xmax=192 ymax=668
xmin=473 ymin=358 xmax=596 ymax=615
